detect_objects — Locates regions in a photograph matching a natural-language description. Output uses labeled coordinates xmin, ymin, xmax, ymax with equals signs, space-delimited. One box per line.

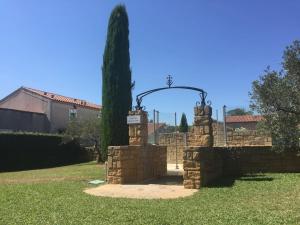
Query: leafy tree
xmin=250 ymin=40 xmax=300 ymax=151
xmin=101 ymin=5 xmax=132 ymax=161
xmin=179 ymin=113 xmax=189 ymax=133
xmin=64 ymin=117 xmax=101 ymax=162
xmin=227 ymin=108 xmax=253 ymax=116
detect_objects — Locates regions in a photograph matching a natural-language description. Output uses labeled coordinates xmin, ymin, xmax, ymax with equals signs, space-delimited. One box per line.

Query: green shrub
xmin=0 ymin=132 xmax=89 ymax=172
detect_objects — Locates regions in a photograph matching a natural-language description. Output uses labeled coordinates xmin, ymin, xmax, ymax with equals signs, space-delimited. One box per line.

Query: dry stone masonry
xmin=128 ymin=110 xmax=148 ymax=145
xmin=107 ymin=110 xmax=167 ymax=184
xmin=107 ymin=105 xmax=300 ymax=190
xmin=183 ymin=105 xmax=222 ymax=188
xmin=189 ymin=105 xmax=214 ymax=147
xmin=107 ymin=145 xmax=167 ymax=184
xmin=183 ymin=147 xmax=223 ymax=189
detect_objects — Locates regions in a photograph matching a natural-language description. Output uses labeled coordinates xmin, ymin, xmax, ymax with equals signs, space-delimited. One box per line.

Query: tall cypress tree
xmin=101 ymin=5 xmax=132 ymax=161
xmin=179 ymin=113 xmax=188 ymax=133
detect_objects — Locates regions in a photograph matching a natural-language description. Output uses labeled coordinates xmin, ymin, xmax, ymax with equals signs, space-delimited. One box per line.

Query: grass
xmin=0 ymin=162 xmax=300 ymax=225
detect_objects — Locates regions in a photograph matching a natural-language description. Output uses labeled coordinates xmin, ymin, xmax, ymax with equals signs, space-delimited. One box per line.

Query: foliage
xmin=64 ymin=117 xmax=101 ymax=162
xmin=0 ymin=131 xmax=62 ymax=137
xmin=0 ymin=163 xmax=300 ymax=225
xmin=101 ymin=5 xmax=132 ymax=161
xmin=250 ymin=40 xmax=300 ymax=151
xmin=179 ymin=113 xmax=189 ymax=132
xmin=0 ymin=132 xmax=84 ymax=171
xmin=227 ymin=108 xmax=253 ymax=116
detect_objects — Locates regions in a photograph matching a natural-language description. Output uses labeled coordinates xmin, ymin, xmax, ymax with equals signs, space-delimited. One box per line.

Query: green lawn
xmin=0 ymin=162 xmax=299 ymax=225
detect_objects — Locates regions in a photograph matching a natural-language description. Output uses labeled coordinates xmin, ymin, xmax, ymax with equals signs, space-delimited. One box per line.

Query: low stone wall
xmin=159 ymin=129 xmax=272 ymax=164
xmin=183 ymin=146 xmax=300 ymax=189
xmin=183 ymin=147 xmax=223 ymax=189
xmin=107 ymin=144 xmax=167 ymax=184
xmin=159 ymin=133 xmax=186 ymax=164
xmin=213 ymin=128 xmax=272 ymax=147
xmin=218 ymin=147 xmax=300 ymax=175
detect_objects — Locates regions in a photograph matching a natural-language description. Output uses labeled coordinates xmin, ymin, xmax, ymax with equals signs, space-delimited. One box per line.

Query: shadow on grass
xmin=207 ymin=176 xmax=236 ymax=188
xmin=236 ymin=177 xmax=274 ymax=182
xmin=144 ymin=176 xmax=183 ymax=185
xmin=142 ymin=174 xmax=274 ymax=188
xmin=207 ymin=174 xmax=274 ymax=188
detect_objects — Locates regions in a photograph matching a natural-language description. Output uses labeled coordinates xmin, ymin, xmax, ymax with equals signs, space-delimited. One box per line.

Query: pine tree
xmin=179 ymin=113 xmax=188 ymax=133
xmin=101 ymin=5 xmax=132 ymax=161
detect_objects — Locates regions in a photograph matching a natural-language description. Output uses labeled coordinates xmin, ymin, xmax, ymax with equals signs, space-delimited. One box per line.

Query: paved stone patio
xmin=84 ymin=173 xmax=198 ymax=199
xmin=84 ymin=183 xmax=197 ymax=199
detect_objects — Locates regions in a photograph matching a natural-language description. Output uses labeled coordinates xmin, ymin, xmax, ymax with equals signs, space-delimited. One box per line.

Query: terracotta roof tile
xmin=226 ymin=115 xmax=263 ymax=123
xmin=24 ymin=87 xmax=101 ymax=110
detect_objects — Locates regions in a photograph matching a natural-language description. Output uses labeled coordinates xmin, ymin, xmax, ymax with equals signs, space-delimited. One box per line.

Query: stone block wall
xmin=213 ymin=124 xmax=272 ymax=147
xmin=158 ymin=105 xmax=214 ymax=164
xmin=183 ymin=147 xmax=223 ymax=189
xmin=128 ymin=110 xmax=148 ymax=146
xmin=159 ymin=129 xmax=271 ymax=164
xmin=107 ymin=144 xmax=167 ymax=184
xmin=218 ymin=147 xmax=300 ymax=175
xmin=190 ymin=105 xmax=213 ymax=147
xmin=159 ymin=133 xmax=186 ymax=163
xmin=182 ymin=146 xmax=300 ymax=189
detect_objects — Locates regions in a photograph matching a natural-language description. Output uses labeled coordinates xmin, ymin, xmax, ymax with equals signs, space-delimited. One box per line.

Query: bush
xmin=0 ymin=132 xmax=90 ymax=172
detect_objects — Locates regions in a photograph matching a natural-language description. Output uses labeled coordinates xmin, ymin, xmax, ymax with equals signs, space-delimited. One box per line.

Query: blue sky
xmin=0 ymin=0 xmax=300 ymax=124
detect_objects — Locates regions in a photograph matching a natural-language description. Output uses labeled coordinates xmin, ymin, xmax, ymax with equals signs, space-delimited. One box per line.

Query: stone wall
xmin=159 ymin=128 xmax=271 ymax=164
xmin=159 ymin=105 xmax=214 ymax=164
xmin=107 ymin=109 xmax=167 ymax=184
xmin=213 ymin=123 xmax=271 ymax=147
xmin=107 ymin=144 xmax=167 ymax=184
xmin=159 ymin=133 xmax=186 ymax=164
xmin=218 ymin=147 xmax=300 ymax=175
xmin=190 ymin=105 xmax=213 ymax=147
xmin=183 ymin=147 xmax=223 ymax=189
xmin=182 ymin=146 xmax=300 ymax=189
xmin=128 ymin=110 xmax=148 ymax=145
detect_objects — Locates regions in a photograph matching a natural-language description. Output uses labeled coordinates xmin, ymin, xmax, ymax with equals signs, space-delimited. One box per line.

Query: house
xmin=0 ymin=87 xmax=101 ymax=133
xmin=225 ymin=115 xmax=263 ymax=130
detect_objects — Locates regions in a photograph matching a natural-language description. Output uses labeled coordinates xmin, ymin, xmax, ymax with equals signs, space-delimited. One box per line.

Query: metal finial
xmin=166 ymin=75 xmax=173 ymax=87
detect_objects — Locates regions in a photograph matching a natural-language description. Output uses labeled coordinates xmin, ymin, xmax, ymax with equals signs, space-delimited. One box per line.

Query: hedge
xmin=0 ymin=132 xmax=90 ymax=172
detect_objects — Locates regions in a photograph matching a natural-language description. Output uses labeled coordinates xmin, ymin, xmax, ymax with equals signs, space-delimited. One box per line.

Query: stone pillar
xmin=128 ymin=110 xmax=148 ymax=145
xmin=192 ymin=105 xmax=213 ymax=147
xmin=183 ymin=147 xmax=223 ymax=189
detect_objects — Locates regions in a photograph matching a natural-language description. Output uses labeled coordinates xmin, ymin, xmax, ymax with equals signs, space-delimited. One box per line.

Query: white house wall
xmin=50 ymin=101 xmax=99 ymax=132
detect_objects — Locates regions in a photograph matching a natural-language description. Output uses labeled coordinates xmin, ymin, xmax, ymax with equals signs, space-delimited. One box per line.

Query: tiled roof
xmin=23 ymin=87 xmax=101 ymax=110
xmin=226 ymin=115 xmax=263 ymax=123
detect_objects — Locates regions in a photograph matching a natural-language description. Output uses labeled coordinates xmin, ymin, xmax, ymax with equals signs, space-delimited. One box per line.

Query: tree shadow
xmin=207 ymin=173 xmax=274 ymax=188
xmin=236 ymin=176 xmax=274 ymax=182
xmin=207 ymin=176 xmax=236 ymax=188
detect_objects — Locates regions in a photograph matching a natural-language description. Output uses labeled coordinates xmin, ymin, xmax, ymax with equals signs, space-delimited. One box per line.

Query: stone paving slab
xmin=84 ymin=184 xmax=197 ymax=199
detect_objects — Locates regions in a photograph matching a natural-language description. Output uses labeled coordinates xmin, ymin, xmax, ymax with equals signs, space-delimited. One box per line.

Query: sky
xmin=0 ymin=0 xmax=300 ymax=124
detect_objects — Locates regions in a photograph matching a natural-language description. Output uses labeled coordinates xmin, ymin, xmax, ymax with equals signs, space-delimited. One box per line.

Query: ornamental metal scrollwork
xmin=135 ymin=75 xmax=209 ymax=110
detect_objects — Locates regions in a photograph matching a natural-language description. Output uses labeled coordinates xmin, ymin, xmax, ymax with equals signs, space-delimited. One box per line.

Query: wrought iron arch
xmin=135 ymin=75 xmax=209 ymax=110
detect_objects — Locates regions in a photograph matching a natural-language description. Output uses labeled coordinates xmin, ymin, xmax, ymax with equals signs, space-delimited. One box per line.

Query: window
xmin=69 ymin=109 xmax=77 ymax=120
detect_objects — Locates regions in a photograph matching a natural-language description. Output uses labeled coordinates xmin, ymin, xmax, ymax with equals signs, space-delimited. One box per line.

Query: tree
xmin=64 ymin=117 xmax=101 ymax=162
xmin=101 ymin=5 xmax=132 ymax=161
xmin=227 ymin=108 xmax=253 ymax=116
xmin=250 ymin=40 xmax=300 ymax=151
xmin=179 ymin=113 xmax=189 ymax=133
